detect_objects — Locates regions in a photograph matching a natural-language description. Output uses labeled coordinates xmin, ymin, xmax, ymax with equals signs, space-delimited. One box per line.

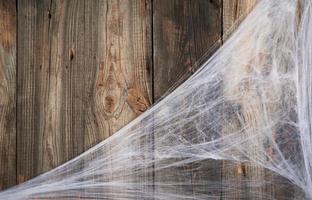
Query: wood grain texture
xmin=17 ymin=0 xmax=83 ymax=182
xmin=153 ymin=0 xmax=222 ymax=100
xmin=0 ymin=0 xmax=16 ymax=190
xmin=153 ymin=0 xmax=222 ymax=198
xmin=17 ymin=0 xmax=152 ymax=184
xmin=85 ymin=0 xmax=152 ymax=149
xmin=84 ymin=1 xmax=153 ymax=197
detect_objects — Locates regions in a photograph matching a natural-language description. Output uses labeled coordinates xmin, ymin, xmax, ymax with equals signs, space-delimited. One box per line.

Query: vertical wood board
xmin=0 ymin=0 xmax=16 ymax=190
xmin=153 ymin=0 xmax=222 ymax=198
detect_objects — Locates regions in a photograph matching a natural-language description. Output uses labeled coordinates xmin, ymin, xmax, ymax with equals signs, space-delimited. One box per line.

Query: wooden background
xmin=0 ymin=0 xmax=302 ymax=199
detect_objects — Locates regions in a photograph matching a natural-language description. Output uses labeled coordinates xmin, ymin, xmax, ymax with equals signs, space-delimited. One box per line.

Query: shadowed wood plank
xmin=153 ymin=0 xmax=222 ymax=198
xmin=153 ymin=0 xmax=222 ymax=100
xmin=0 ymin=0 xmax=16 ymax=190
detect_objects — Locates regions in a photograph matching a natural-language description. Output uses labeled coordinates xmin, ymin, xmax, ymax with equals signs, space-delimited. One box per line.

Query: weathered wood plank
xmin=17 ymin=0 xmax=152 ymax=185
xmin=0 ymin=0 xmax=16 ymax=190
xmin=153 ymin=0 xmax=222 ymax=100
xmin=84 ymin=1 xmax=153 ymax=198
xmin=84 ymin=0 xmax=152 ymax=149
xmin=153 ymin=0 xmax=222 ymax=198
xmin=17 ymin=0 xmax=82 ymax=182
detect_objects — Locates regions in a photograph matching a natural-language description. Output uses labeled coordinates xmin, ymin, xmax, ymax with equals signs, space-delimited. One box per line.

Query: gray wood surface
xmin=0 ymin=0 xmax=16 ymax=190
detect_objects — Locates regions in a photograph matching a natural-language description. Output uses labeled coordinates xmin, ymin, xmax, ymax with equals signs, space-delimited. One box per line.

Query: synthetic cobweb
xmin=1 ymin=0 xmax=312 ymax=199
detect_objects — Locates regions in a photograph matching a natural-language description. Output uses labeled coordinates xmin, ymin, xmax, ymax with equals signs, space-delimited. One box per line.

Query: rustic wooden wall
xmin=0 ymin=0 xmax=300 ymax=199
